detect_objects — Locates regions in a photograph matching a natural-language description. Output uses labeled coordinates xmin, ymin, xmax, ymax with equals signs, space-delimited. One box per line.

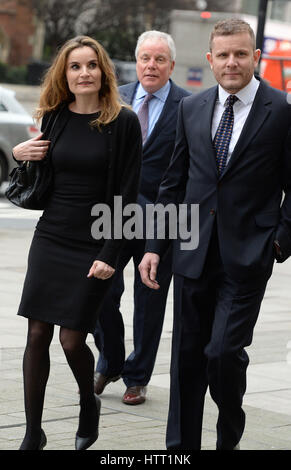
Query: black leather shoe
xmin=217 ymin=442 xmax=240 ymax=450
xmin=75 ymin=430 xmax=98 ymax=451
xmin=19 ymin=429 xmax=47 ymax=450
xmin=75 ymin=394 xmax=101 ymax=451
xmin=39 ymin=430 xmax=47 ymax=450
xmin=94 ymin=372 xmax=121 ymax=395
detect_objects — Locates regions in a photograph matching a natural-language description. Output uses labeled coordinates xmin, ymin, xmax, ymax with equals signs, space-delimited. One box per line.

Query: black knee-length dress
xmin=17 ymin=109 xmax=127 ymax=333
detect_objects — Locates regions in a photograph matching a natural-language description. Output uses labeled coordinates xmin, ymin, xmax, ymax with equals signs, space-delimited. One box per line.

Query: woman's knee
xmin=59 ymin=328 xmax=87 ymax=356
xmin=26 ymin=319 xmax=54 ymax=350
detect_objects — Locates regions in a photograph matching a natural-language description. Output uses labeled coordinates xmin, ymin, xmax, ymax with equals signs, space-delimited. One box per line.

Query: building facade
xmin=0 ymin=0 xmax=44 ymax=66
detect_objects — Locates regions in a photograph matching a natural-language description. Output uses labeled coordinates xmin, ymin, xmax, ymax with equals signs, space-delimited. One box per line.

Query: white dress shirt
xmin=211 ymin=76 xmax=260 ymax=165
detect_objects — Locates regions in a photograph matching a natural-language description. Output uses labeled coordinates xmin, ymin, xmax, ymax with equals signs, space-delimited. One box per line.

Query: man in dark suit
xmin=139 ymin=19 xmax=291 ymax=449
xmin=93 ymin=31 xmax=190 ymax=405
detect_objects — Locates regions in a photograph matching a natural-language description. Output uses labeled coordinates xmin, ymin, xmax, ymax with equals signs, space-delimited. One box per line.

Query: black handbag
xmin=5 ymin=106 xmax=63 ymax=210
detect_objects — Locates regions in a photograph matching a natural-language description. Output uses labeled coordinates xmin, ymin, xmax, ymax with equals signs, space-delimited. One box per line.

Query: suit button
xmin=210 ymin=209 xmax=216 ymax=215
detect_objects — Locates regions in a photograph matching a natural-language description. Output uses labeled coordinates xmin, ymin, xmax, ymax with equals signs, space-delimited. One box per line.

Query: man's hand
xmin=138 ymin=252 xmax=160 ymax=290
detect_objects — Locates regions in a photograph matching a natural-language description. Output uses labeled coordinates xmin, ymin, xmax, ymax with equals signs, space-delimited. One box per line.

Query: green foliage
xmin=0 ymin=62 xmax=8 ymax=81
xmin=5 ymin=66 xmax=27 ymax=84
xmin=0 ymin=62 xmax=28 ymax=84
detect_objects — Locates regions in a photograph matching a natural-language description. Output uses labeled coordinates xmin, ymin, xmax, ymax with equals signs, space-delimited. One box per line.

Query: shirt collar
xmin=218 ymin=75 xmax=260 ymax=107
xmin=135 ymin=80 xmax=171 ymax=103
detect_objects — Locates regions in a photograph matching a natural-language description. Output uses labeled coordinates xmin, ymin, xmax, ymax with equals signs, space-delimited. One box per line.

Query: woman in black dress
xmin=13 ymin=36 xmax=142 ymax=450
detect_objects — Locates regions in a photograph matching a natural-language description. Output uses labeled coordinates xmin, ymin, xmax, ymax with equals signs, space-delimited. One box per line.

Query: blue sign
xmin=187 ymin=67 xmax=203 ymax=86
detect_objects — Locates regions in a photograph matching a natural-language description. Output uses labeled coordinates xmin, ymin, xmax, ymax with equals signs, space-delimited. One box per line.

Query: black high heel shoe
xmin=75 ymin=394 xmax=101 ymax=451
xmin=39 ymin=430 xmax=47 ymax=450
xmin=19 ymin=429 xmax=47 ymax=450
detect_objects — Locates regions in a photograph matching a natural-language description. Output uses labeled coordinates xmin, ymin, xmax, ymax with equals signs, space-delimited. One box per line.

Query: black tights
xmin=20 ymin=319 xmax=98 ymax=450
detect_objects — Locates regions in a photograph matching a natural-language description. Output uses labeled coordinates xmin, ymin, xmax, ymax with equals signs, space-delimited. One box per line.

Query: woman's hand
xmin=87 ymin=260 xmax=115 ymax=280
xmin=13 ymin=133 xmax=50 ymax=161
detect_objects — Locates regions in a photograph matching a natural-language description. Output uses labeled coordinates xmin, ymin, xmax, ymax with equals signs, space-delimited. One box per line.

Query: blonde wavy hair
xmin=35 ymin=35 xmax=123 ymax=127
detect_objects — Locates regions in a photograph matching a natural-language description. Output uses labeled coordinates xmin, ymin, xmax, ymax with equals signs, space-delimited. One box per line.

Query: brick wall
xmin=0 ymin=0 xmax=37 ymax=66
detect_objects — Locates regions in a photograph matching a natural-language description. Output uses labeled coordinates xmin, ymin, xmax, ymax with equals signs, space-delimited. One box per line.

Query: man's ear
xmin=254 ymin=49 xmax=261 ymax=68
xmin=206 ymin=52 xmax=213 ymax=69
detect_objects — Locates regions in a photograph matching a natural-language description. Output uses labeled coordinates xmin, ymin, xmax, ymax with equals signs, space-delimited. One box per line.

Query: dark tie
xmin=137 ymin=94 xmax=154 ymax=143
xmin=213 ymin=94 xmax=238 ymax=174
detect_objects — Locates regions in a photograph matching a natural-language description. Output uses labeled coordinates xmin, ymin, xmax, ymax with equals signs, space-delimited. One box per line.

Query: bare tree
xmin=84 ymin=0 xmax=187 ymax=60
xmin=30 ymin=0 xmax=241 ymax=61
xmin=30 ymin=0 xmax=98 ymax=56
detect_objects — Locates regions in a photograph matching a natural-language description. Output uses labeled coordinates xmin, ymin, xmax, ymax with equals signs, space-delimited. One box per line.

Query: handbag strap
xmin=40 ymin=104 xmax=67 ymax=164
xmin=42 ymin=103 xmax=66 ymax=140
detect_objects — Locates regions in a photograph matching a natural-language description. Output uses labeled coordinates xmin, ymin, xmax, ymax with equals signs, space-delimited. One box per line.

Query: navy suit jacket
xmin=119 ymin=80 xmax=190 ymax=208
xmin=146 ymin=78 xmax=291 ymax=280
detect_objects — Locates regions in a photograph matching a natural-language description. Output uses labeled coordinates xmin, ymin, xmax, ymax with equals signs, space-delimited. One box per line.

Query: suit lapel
xmin=119 ymin=81 xmax=138 ymax=106
xmin=199 ymin=86 xmax=218 ymax=176
xmin=142 ymin=81 xmax=177 ymax=150
xmin=220 ymin=81 xmax=272 ymax=178
xmin=120 ymin=81 xmax=184 ymax=151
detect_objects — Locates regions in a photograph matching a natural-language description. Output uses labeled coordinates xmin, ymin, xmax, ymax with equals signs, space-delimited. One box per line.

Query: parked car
xmin=113 ymin=60 xmax=137 ymax=85
xmin=0 ymin=85 xmax=39 ymax=186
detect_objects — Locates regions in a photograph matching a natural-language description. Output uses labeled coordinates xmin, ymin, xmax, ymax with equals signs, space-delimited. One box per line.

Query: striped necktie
xmin=213 ymin=94 xmax=238 ymax=174
xmin=137 ymin=94 xmax=154 ymax=143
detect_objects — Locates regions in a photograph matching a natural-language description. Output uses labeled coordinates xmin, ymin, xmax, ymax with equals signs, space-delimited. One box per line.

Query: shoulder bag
xmin=5 ymin=106 xmax=63 ymax=210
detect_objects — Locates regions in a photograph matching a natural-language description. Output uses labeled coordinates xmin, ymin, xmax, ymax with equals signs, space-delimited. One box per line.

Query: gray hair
xmin=135 ymin=30 xmax=176 ymax=61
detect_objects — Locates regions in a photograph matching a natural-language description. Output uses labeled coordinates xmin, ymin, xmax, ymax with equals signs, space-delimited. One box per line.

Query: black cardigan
xmin=41 ymin=105 xmax=142 ymax=268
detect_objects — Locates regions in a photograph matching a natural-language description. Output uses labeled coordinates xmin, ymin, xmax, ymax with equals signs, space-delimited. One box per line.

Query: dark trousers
xmin=166 ymin=232 xmax=274 ymax=450
xmin=94 ymin=238 xmax=172 ymax=387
